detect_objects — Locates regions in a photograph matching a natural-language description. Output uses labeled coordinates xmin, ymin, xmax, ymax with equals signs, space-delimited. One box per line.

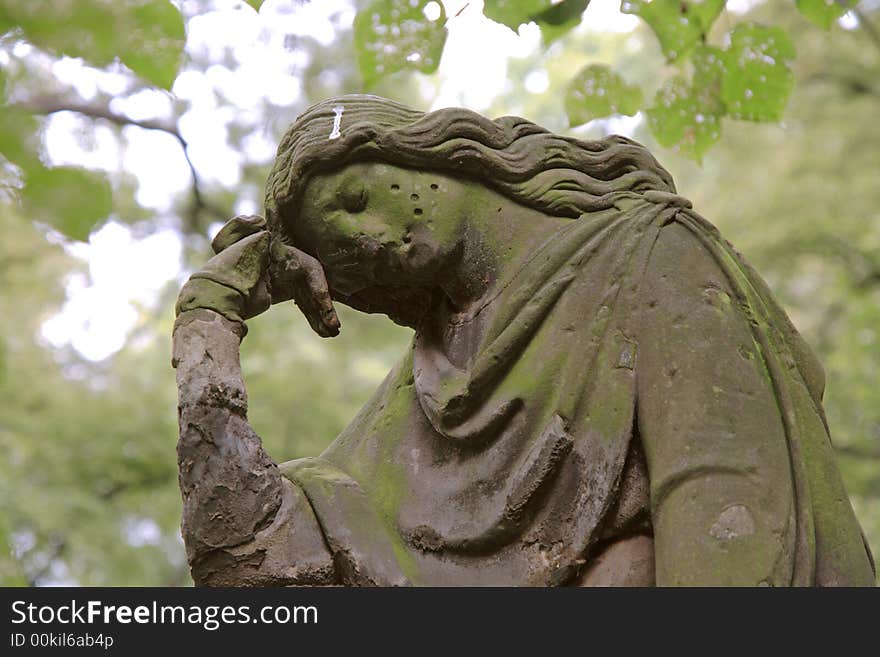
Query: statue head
xmin=264 ymin=94 xmax=676 ymax=325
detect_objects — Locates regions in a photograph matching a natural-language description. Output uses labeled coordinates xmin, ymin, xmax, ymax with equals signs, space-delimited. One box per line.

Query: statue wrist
xmin=174 ymin=279 xmax=250 ymax=340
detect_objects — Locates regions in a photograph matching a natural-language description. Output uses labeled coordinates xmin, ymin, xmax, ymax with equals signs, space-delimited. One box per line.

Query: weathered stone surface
xmin=173 ymin=94 xmax=875 ymax=586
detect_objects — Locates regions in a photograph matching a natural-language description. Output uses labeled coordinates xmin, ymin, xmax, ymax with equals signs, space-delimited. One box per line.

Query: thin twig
xmin=13 ymin=93 xmax=229 ymax=232
xmin=803 ymin=67 xmax=880 ymax=97
xmin=835 ymin=444 xmax=880 ymax=461
xmin=96 ymin=472 xmax=174 ymax=500
xmin=853 ymin=5 xmax=880 ymax=56
xmin=25 ymin=534 xmax=66 ymax=587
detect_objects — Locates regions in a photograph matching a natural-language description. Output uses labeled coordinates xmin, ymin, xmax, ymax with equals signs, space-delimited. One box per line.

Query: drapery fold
xmin=280 ymin=195 xmax=874 ymax=586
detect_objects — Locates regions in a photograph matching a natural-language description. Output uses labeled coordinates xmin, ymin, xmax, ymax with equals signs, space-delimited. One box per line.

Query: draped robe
xmin=279 ymin=192 xmax=875 ymax=586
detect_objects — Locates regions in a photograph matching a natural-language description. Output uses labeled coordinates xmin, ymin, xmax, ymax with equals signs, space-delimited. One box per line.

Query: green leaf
xmin=0 ymin=0 xmax=185 ymax=90
xmin=621 ymin=0 xmax=724 ymax=61
xmin=721 ymin=24 xmax=795 ymax=122
xmin=538 ymin=20 xmax=579 ymax=45
xmin=1 ymin=0 xmax=118 ymax=65
xmin=244 ymin=0 xmax=264 ymax=11
xmin=22 ymin=166 xmax=113 ymax=241
xmin=795 ymin=0 xmax=855 ymax=30
xmin=692 ymin=44 xmax=727 ymax=87
xmin=484 ymin=0 xmax=590 ymax=41
xmin=535 ymin=0 xmax=591 ymax=45
xmin=565 ymin=64 xmax=643 ymax=126
xmin=0 ymin=12 xmax=13 ymax=34
xmin=0 ymin=105 xmax=41 ymax=169
xmin=353 ymin=0 xmax=447 ymax=88
xmin=533 ymin=0 xmax=591 ymax=25
xmin=119 ymin=1 xmax=186 ymax=90
xmin=483 ymin=0 xmax=555 ymax=31
xmin=647 ymin=48 xmax=726 ymax=161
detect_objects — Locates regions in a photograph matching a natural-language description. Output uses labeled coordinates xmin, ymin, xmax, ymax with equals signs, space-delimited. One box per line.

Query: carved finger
xmin=298 ymin=255 xmax=341 ymax=337
xmin=269 ymin=239 xmax=340 ymax=337
xmin=241 ymin=277 xmax=272 ymax=320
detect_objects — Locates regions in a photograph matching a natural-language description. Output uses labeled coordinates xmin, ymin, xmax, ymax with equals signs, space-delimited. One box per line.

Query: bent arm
xmin=173 ymin=308 xmax=336 ymax=585
xmin=172 ymin=218 xmax=340 ymax=586
xmin=637 ymin=222 xmax=797 ymax=586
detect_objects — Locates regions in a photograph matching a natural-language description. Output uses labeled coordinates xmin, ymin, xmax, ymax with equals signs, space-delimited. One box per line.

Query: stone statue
xmin=172 ymin=95 xmax=875 ymax=586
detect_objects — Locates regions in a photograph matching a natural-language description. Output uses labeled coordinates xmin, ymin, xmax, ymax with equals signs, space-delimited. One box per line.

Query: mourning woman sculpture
xmin=172 ymin=95 xmax=875 ymax=586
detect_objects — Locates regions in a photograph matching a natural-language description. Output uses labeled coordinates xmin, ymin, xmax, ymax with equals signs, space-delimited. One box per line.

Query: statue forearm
xmin=172 ymin=307 xmax=336 ymax=586
xmin=170 ymin=215 xmax=344 ymax=586
xmin=173 ymin=308 xmax=283 ymax=562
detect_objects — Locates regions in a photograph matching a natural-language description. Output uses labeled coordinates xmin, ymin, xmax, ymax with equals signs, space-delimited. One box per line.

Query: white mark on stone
xmin=328 ymin=105 xmax=344 ymax=140
xmin=710 ymin=504 xmax=756 ymax=541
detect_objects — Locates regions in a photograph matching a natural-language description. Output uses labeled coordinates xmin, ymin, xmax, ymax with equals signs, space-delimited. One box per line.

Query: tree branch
xmin=26 ymin=533 xmax=67 ymax=587
xmin=14 ymin=93 xmax=230 ymax=232
xmin=765 ymin=233 xmax=880 ymax=290
xmin=96 ymin=471 xmax=175 ymax=500
xmin=836 ymin=444 xmax=880 ymax=461
xmin=803 ymin=70 xmax=880 ymax=98
xmin=853 ymin=5 xmax=880 ymax=57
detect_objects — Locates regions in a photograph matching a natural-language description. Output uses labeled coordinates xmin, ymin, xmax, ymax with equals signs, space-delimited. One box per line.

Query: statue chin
xmin=333 ymin=284 xmax=436 ymax=329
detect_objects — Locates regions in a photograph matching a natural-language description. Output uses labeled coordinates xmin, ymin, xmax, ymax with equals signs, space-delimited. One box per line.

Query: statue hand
xmin=175 ymin=215 xmax=340 ymax=337
xmin=267 ymin=237 xmax=340 ymax=337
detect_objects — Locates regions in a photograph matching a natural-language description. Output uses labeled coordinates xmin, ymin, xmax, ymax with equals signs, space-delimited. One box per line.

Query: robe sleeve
xmin=636 ymin=221 xmax=798 ymax=586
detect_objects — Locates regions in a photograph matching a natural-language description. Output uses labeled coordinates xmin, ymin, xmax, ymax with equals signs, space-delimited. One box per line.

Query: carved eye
xmin=338 ymin=184 xmax=368 ymax=214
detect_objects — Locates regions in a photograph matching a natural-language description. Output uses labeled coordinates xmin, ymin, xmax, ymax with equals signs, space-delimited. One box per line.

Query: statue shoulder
xmin=641 ymin=214 xmax=825 ymax=403
xmin=642 ymin=219 xmax=734 ymax=314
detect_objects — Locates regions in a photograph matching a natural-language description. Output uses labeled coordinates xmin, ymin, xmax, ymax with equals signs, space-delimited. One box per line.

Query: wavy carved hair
xmin=265 ymin=94 xmax=676 ymax=239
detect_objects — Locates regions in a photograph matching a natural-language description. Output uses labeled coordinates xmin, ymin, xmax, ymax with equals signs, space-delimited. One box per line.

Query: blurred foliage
xmin=0 ymin=0 xmax=185 ymax=89
xmin=461 ymin=0 xmax=863 ymax=159
xmin=0 ymin=0 xmax=877 ymax=585
xmin=623 ymin=0 xmax=725 ymax=61
xmin=354 ymin=0 xmax=447 ymax=87
xmin=485 ymin=0 xmax=591 ymax=44
xmin=796 ymin=0 xmax=858 ymax=28
xmin=646 ymin=46 xmax=726 ymax=159
xmin=22 ymin=165 xmax=113 ymax=241
xmin=0 ymin=0 xmax=185 ymax=243
xmin=564 ymin=63 xmax=643 ymax=124
xmin=720 ymin=23 xmax=796 ymax=121
xmin=1 ymin=1 xmax=873 ymax=240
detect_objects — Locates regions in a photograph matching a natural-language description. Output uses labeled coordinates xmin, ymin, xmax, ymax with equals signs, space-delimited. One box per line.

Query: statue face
xmin=291 ymin=162 xmax=471 ymax=322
